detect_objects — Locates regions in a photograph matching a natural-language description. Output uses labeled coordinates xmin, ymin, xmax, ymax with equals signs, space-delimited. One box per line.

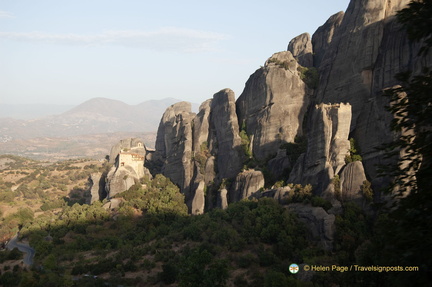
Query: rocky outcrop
xmin=288 ymin=203 xmax=335 ymax=250
xmin=89 ymin=173 xmax=104 ymax=204
xmin=154 ymin=102 xmax=195 ymax=195
xmin=191 ymin=181 xmax=205 ymax=215
xmin=312 ymin=11 xmax=344 ymax=68
xmin=145 ymin=0 xmax=430 ymax=213
xmin=230 ymin=170 xmax=265 ymax=202
xmin=289 ymin=103 xmax=351 ymax=195
xmin=217 ymin=188 xmax=228 ymax=209
xmin=288 ymin=33 xmax=313 ymax=67
xmin=340 ymin=161 xmax=367 ymax=203
xmin=106 ymin=166 xmax=139 ymax=199
xmin=236 ymin=51 xmax=311 ymax=161
xmin=209 ymin=89 xmax=244 ymax=180
xmin=311 ymin=0 xmax=430 ymax=190
xmin=267 ymin=149 xmax=292 ymax=180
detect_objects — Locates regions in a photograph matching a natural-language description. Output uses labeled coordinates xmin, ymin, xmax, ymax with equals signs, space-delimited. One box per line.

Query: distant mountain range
xmin=0 ymin=97 xmax=194 ymax=139
xmin=0 ymin=97 xmax=196 ymax=160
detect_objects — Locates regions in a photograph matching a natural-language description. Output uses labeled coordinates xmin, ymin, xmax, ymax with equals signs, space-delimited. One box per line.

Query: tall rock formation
xmin=209 ymin=89 xmax=244 ymax=180
xmin=236 ymin=51 xmax=311 ymax=161
xmin=311 ymin=0 xmax=430 ymax=189
xmin=147 ymin=0 xmax=430 ymax=213
xmin=154 ymin=102 xmax=195 ymax=196
xmin=288 ymin=103 xmax=352 ymax=195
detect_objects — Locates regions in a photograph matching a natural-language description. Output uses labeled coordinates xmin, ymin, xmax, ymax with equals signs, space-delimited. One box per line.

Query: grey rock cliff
xmin=209 ymin=89 xmax=244 ymax=180
xmin=230 ymin=169 xmax=265 ymax=202
xmin=289 ymin=103 xmax=351 ymax=195
xmin=154 ymin=102 xmax=195 ymax=196
xmin=340 ymin=161 xmax=367 ymax=203
xmin=288 ymin=33 xmax=313 ymax=67
xmin=106 ymin=166 xmax=139 ymax=198
xmin=89 ymin=172 xmax=104 ymax=204
xmin=311 ymin=0 xmax=430 ymax=188
xmin=236 ymin=51 xmax=311 ymax=161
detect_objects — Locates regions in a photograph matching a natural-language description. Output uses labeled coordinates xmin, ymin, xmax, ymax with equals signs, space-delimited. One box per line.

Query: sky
xmin=0 ymin=0 xmax=350 ymax=106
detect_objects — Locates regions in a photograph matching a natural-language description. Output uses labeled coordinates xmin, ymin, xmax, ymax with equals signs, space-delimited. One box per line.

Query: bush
xmin=298 ymin=66 xmax=319 ymax=89
xmin=311 ymin=196 xmax=333 ymax=211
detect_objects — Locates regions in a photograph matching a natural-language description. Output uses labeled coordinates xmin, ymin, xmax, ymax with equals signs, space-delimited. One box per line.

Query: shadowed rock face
xmin=288 ymin=203 xmax=335 ymax=251
xmin=89 ymin=173 xmax=105 ymax=204
xmin=230 ymin=170 xmax=265 ymax=203
xmin=209 ymin=89 xmax=244 ymax=180
xmin=311 ymin=0 xmax=431 ymax=186
xmin=289 ymin=103 xmax=352 ymax=195
xmin=340 ymin=161 xmax=367 ymax=203
xmin=236 ymin=51 xmax=311 ymax=161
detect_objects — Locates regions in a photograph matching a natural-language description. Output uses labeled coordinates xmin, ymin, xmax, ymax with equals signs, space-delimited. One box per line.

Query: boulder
xmin=191 ymin=181 xmax=205 ymax=215
xmin=217 ymin=188 xmax=228 ymax=209
xmin=311 ymin=11 xmax=344 ymax=68
xmin=230 ymin=169 xmax=265 ymax=202
xmin=88 ymin=172 xmax=105 ymax=203
xmin=312 ymin=0 xmax=426 ymax=184
xmin=340 ymin=161 xmax=367 ymax=202
xmin=288 ymin=203 xmax=335 ymax=251
xmin=105 ymin=165 xmax=139 ymax=199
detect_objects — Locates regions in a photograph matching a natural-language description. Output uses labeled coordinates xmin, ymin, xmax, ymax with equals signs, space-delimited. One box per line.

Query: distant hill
xmin=0 ymin=103 xmax=74 ymax=120
xmin=0 ymin=97 xmax=196 ymax=160
xmin=0 ymin=97 xmax=192 ymax=139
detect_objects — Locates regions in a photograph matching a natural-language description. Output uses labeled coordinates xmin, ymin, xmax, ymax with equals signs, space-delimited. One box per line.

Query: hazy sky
xmin=0 ymin=0 xmax=349 ymax=106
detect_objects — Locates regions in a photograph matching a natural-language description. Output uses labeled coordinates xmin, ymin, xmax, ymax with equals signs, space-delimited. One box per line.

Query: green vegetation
xmin=280 ymin=135 xmax=307 ymax=165
xmin=193 ymin=141 xmax=211 ymax=174
xmin=332 ymin=175 xmax=341 ymax=201
xmin=297 ymin=66 xmax=319 ymax=89
xmin=115 ymin=174 xmax=188 ymax=216
xmin=1 ymin=194 xmax=323 ymax=286
xmin=345 ymin=138 xmax=362 ymax=163
xmin=267 ymin=57 xmax=293 ymax=70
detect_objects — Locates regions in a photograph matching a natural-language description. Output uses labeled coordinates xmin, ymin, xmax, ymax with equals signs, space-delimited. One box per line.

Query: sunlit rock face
xmin=154 ymin=102 xmax=195 ymax=196
xmin=236 ymin=51 xmax=311 ymax=162
xmin=146 ymin=0 xmax=432 ymax=213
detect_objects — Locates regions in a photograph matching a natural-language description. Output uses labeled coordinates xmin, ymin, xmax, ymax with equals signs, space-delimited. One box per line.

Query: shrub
xmin=298 ymin=66 xmax=319 ymax=89
xmin=345 ymin=138 xmax=362 ymax=163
